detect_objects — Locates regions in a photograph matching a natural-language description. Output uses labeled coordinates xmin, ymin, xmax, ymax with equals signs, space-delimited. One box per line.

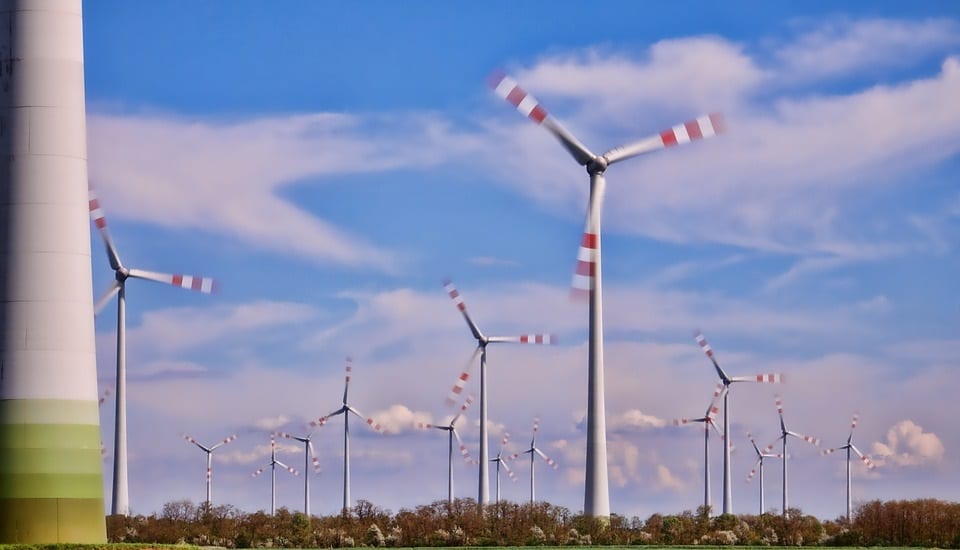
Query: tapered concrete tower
xmin=0 ymin=0 xmax=107 ymax=543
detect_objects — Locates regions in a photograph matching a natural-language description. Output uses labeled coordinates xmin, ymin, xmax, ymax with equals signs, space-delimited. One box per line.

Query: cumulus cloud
xmin=369 ymin=404 xmax=434 ymax=434
xmin=253 ymin=415 xmax=290 ymax=431
xmin=653 ymin=464 xmax=686 ymax=492
xmin=607 ymin=409 xmax=669 ymax=432
xmin=871 ymin=420 xmax=945 ymax=468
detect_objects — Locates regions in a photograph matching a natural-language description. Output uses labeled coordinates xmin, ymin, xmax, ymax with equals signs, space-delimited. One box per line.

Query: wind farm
xmin=0 ymin=1 xmax=955 ymax=543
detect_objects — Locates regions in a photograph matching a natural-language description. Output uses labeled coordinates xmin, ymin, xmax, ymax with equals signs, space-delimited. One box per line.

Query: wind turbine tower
xmin=774 ymin=395 xmax=821 ymax=515
xmin=275 ymin=431 xmax=321 ymax=516
xmin=489 ymin=72 xmax=725 ymax=516
xmin=673 ymin=383 xmax=725 ymax=513
xmin=417 ymin=395 xmax=477 ymax=505
xmin=0 ymin=0 xmax=106 ymax=542
xmin=745 ymin=432 xmax=782 ymax=515
xmin=489 ymin=431 xmax=516 ymax=504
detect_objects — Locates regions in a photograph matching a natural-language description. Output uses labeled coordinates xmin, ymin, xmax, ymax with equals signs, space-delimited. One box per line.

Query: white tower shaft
xmin=478 ymin=347 xmax=489 ymax=505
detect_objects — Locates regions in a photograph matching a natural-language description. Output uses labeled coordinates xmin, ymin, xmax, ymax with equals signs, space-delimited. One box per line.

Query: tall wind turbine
xmin=275 ymin=431 xmax=321 ymax=516
xmin=182 ymin=433 xmax=237 ymax=508
xmin=508 ymin=417 xmax=559 ymax=503
xmin=673 ymin=383 xmax=726 ymax=512
xmin=417 ymin=395 xmax=477 ymax=504
xmin=822 ymin=413 xmax=875 ymax=522
xmin=251 ymin=434 xmax=299 ymax=515
xmin=311 ymin=357 xmax=387 ymax=514
xmin=745 ymin=432 xmax=782 ymax=515
xmin=694 ymin=331 xmax=783 ymax=515
xmin=489 ymin=71 xmax=725 ymax=517
xmin=442 ymin=279 xmax=554 ymax=506
xmin=88 ymin=189 xmax=217 ymax=516
xmin=1 ymin=1 xmax=107 ymax=541
xmin=774 ymin=395 xmax=821 ymax=516
xmin=489 ymin=431 xmax=516 ymax=504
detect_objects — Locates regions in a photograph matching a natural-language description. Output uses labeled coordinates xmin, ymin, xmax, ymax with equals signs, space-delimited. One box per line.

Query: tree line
xmin=105 ymin=498 xmax=960 ymax=548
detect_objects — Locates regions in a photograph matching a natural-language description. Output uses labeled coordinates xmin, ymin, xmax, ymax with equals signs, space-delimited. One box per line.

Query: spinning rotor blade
xmin=488 ymin=71 xmax=596 ymax=166
xmin=445 ymin=347 xmax=481 ymax=407
xmin=487 ymin=334 xmax=556 ymax=344
xmin=694 ymin=331 xmax=731 ymax=382
xmin=450 ymin=394 xmax=476 ymax=426
xmin=452 ymin=430 xmax=476 ymax=465
xmin=850 ymin=444 xmax=876 ymax=469
xmin=209 ymin=434 xmax=237 ymax=451
xmin=87 ymin=186 xmax=123 ymax=271
xmin=307 ymin=441 xmax=321 ymax=474
xmin=570 ymin=185 xmax=604 ymax=299
xmin=602 ymin=113 xmax=725 ymax=166
xmin=343 ymin=357 xmax=353 ymax=404
xmin=127 ymin=268 xmax=218 ymax=294
xmin=534 ymin=447 xmax=558 ymax=469
xmin=443 ymin=279 xmax=484 ymax=341
xmin=93 ymin=280 xmax=121 ymax=315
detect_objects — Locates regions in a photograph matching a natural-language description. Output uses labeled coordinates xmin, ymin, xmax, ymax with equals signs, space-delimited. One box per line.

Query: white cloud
xmin=871 ymin=420 xmax=945 ymax=468
xmin=775 ymin=18 xmax=960 ymax=80
xmin=654 ymin=464 xmax=686 ymax=492
xmin=253 ymin=415 xmax=290 ymax=431
xmin=608 ymin=409 xmax=668 ymax=432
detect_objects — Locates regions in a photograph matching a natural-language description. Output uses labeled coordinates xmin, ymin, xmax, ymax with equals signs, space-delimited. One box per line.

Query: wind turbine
xmin=251 ymin=434 xmax=299 ymax=515
xmin=489 ymin=71 xmax=725 ymax=517
xmin=417 ymin=395 xmax=478 ymax=504
xmin=822 ymin=413 xmax=875 ymax=522
xmin=442 ymin=279 xmax=554 ymax=506
xmin=745 ymin=431 xmax=783 ymax=515
xmin=673 ymin=383 xmax=726 ymax=513
xmin=774 ymin=395 xmax=821 ymax=516
xmin=182 ymin=433 xmax=237 ymax=508
xmin=88 ymin=187 xmax=218 ymax=516
xmin=694 ymin=331 xmax=783 ymax=514
xmin=275 ymin=431 xmax=322 ymax=516
xmin=489 ymin=431 xmax=516 ymax=504
xmin=311 ymin=357 xmax=388 ymax=514
xmin=508 ymin=417 xmax=559 ymax=503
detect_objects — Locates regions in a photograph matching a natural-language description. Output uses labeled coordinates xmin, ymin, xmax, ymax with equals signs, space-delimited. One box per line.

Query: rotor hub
xmin=115 ymin=267 xmax=129 ymax=281
xmin=587 ymin=156 xmax=608 ymax=175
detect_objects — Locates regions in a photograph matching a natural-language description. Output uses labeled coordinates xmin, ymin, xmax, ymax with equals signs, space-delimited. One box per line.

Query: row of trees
xmin=105 ymin=498 xmax=960 ymax=548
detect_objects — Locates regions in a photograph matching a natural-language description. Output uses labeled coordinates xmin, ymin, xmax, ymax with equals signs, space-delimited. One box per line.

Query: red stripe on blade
xmin=506 ymin=87 xmax=526 ymax=107
xmin=661 ymin=129 xmax=678 ymax=147
xmin=685 ymin=120 xmax=703 ymax=140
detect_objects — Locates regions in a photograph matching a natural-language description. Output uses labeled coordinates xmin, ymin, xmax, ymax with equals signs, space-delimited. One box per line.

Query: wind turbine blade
xmin=445 ymin=347 xmax=481 ymax=407
xmin=787 ymin=430 xmax=821 ymax=447
xmin=534 ymin=447 xmax=559 ymax=469
xmin=705 ymin=383 xmax=727 ymax=423
xmin=450 ymin=394 xmax=476 ymax=426
xmin=275 ymin=460 xmax=299 ymax=476
xmin=308 ymin=441 xmax=321 ymax=474
xmin=730 ymin=373 xmax=785 ymax=384
xmin=488 ymin=71 xmax=596 ymax=166
xmin=349 ymin=406 xmax=387 ymax=434
xmin=127 ymin=268 xmax=218 ymax=294
xmin=309 ymin=415 xmax=331 ymax=428
xmin=850 ymin=444 xmax=876 ymax=469
xmin=602 ymin=113 xmax=725 ymax=165
xmin=93 ymin=281 xmax=121 ymax=315
xmin=442 ymin=279 xmax=485 ymax=341
xmin=747 ymin=432 xmax=762 ymax=456
xmin=487 ymin=334 xmax=556 ymax=344
xmin=87 ymin=186 xmax=123 ymax=271
xmin=746 ymin=457 xmax=762 ymax=482
xmin=571 ymin=207 xmax=599 ymax=300
xmin=182 ymin=434 xmax=211 ymax=453
xmin=342 ymin=357 xmax=353 ymax=404
xmin=821 ymin=447 xmax=839 ymax=456
xmin=452 ymin=429 xmax=475 ymax=465
xmin=251 ymin=467 xmax=265 ymax=478
xmin=209 ymin=434 xmax=237 ymax=451
xmin=694 ymin=331 xmax=732 ymax=383
xmin=709 ymin=419 xmax=725 ymax=439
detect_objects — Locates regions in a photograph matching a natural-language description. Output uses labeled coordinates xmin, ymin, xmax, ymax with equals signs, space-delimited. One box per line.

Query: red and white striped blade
xmin=731 ymin=373 xmax=785 ymax=384
xmin=500 ymin=458 xmax=517 ymax=480
xmin=450 ymin=394 xmax=476 ymax=425
xmin=210 ymin=434 xmax=237 ymax=451
xmin=443 ymin=279 xmax=484 ymax=342
xmin=708 ymin=418 xmax=725 ymax=439
xmin=88 ymin=186 xmax=123 ymax=271
xmin=792 ymin=431 xmax=821 ymax=447
xmin=850 ymin=413 xmax=860 ymax=438
xmin=705 ymin=383 xmax=726 ymax=422
xmin=251 ymin=467 xmax=265 ymax=478
xmin=93 ymin=280 xmax=121 ymax=315
xmin=746 ymin=457 xmax=761 ymax=482
xmin=850 ymin=444 xmax=876 ymax=469
xmin=308 ymin=416 xmax=329 ymax=429
xmin=507 ymin=452 xmax=522 ymax=461
xmin=534 ymin=447 xmax=558 ymax=469
xmin=602 ymin=113 xmax=725 ymax=166
xmin=127 ymin=268 xmax=218 ymax=294
xmin=694 ymin=331 xmax=733 ymax=382
xmin=571 ymin=224 xmax=598 ymax=300
xmin=308 ymin=441 xmax=321 ymax=474
xmin=821 ymin=447 xmax=838 ymax=457
xmin=445 ymin=347 xmax=481 ymax=407
xmin=488 ymin=70 xmax=596 ymax=166
xmin=452 ymin=430 xmax=475 ymax=465
xmin=349 ymin=406 xmax=387 ymax=434
xmin=775 ymin=395 xmax=785 ymax=418
xmin=275 ymin=460 xmax=299 ymax=476
xmin=488 ymin=334 xmax=556 ymax=344
xmin=500 ymin=431 xmax=511 ymax=449
xmin=343 ymin=357 xmax=353 ymax=405
xmin=416 ymin=422 xmax=434 ymax=430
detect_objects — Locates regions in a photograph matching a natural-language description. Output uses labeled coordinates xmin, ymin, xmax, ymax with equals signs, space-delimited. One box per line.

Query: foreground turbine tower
xmin=490 ymin=71 xmax=725 ymax=516
xmin=0 ymin=0 xmax=107 ymax=542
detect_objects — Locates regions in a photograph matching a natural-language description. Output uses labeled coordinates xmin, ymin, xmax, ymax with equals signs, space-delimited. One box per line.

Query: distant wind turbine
xmin=311 ymin=357 xmax=387 ymax=514
xmin=417 ymin=395 xmax=477 ymax=504
xmin=489 ymin=70 xmax=725 ymax=517
xmin=673 ymin=383 xmax=726 ymax=513
xmin=822 ymin=413 xmax=875 ymax=522
xmin=489 ymin=431 xmax=516 ymax=504
xmin=89 ymin=187 xmax=218 ymax=516
xmin=694 ymin=331 xmax=783 ymax=514
xmin=745 ymin=431 xmax=782 ymax=515
xmin=182 ymin=433 xmax=237 ymax=508
xmin=251 ymin=434 xmax=298 ymax=515
xmin=774 ymin=395 xmax=821 ymax=515
xmin=508 ymin=417 xmax=559 ymax=503
xmin=442 ymin=278 xmax=554 ymax=506
xmin=275 ymin=431 xmax=322 ymax=516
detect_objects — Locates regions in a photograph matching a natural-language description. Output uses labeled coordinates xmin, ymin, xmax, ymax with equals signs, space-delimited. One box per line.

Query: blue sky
xmin=84 ymin=1 xmax=959 ymax=519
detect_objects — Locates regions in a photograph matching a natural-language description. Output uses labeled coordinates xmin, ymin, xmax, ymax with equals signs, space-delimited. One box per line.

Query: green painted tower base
xmin=0 ymin=400 xmax=106 ymax=542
